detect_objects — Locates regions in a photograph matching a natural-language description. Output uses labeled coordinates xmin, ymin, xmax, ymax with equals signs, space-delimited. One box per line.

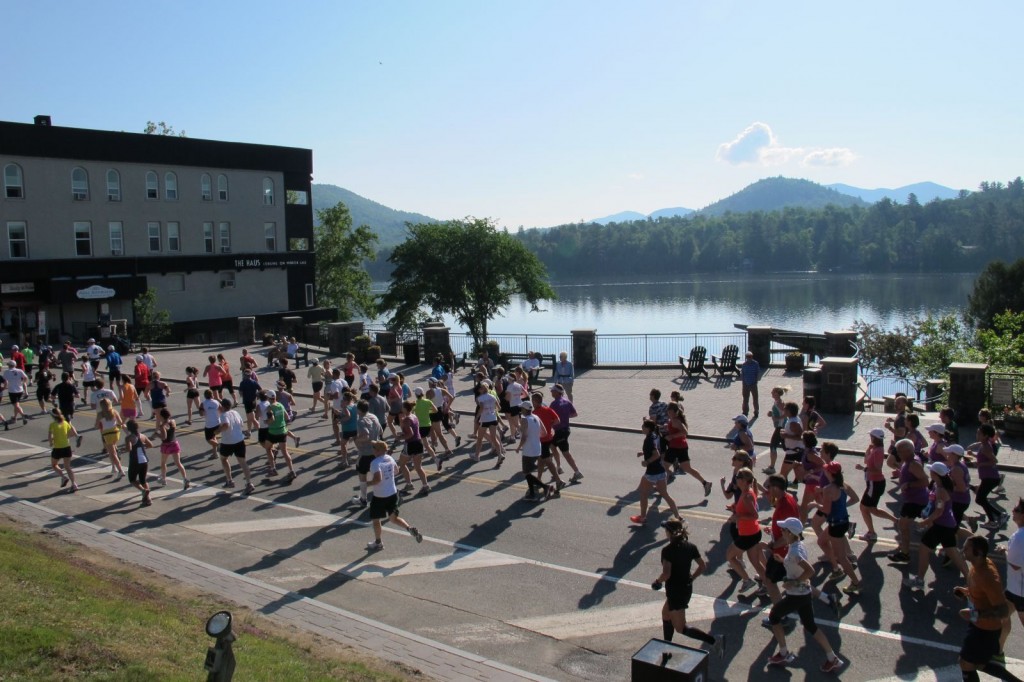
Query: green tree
xmin=315 ymin=203 xmax=378 ymax=320
xmin=380 ymin=218 xmax=556 ymax=347
xmin=143 ymin=121 xmax=186 ymax=137
xmin=973 ymin=310 xmax=1024 ymax=370
xmin=132 ymin=288 xmax=172 ymax=343
xmin=967 ymin=258 xmax=1024 ymax=328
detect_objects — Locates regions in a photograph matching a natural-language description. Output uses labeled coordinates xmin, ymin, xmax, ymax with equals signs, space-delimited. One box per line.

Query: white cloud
xmin=716 ymin=122 xmax=855 ymax=168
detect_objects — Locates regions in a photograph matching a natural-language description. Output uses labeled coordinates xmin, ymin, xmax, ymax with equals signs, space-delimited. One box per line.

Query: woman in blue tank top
xmin=820 ymin=462 xmax=862 ymax=595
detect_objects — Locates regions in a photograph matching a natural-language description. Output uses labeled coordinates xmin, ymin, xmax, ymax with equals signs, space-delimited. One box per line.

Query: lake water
xmin=454 ymin=273 xmax=977 ymax=335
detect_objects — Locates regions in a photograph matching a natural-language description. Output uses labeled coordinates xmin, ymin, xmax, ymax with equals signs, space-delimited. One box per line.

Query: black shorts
xmin=522 ymin=455 xmax=539 ymax=474
xmin=82 ymin=381 xmax=97 ymax=389
xmin=480 ymin=419 xmax=498 ymax=428
xmin=665 ymin=446 xmax=689 ymax=464
xmin=109 ymin=369 xmax=122 ymax=381
xmin=783 ymin=448 xmax=803 ymax=464
xmin=258 ymin=428 xmax=269 ymax=443
xmin=921 ymin=523 xmax=958 ymax=549
xmin=828 ymin=521 xmax=850 ymax=538
xmin=369 ymin=493 xmax=400 ymax=520
xmin=59 ymin=403 xmax=75 ymax=418
xmin=9 ymin=392 xmax=24 ymax=404
xmin=900 ymin=502 xmax=926 ymax=520
xmin=861 ymin=480 xmax=885 ymax=508
xmin=1005 ymin=590 xmax=1024 ymax=613
xmin=344 ymin=375 xmax=354 ymax=387
xmin=37 ymin=387 xmax=52 ymax=401
xmin=418 ymin=426 xmax=431 ymax=439
xmin=768 ymin=593 xmax=817 ymax=633
xmin=127 ymin=459 xmax=148 ymax=484
xmin=267 ymin=432 xmax=286 ymax=444
xmin=243 ymin=399 xmax=256 ymax=414
xmin=90 ymin=359 xmax=101 ymax=370
xmin=509 ymin=406 xmax=522 ymax=417
xmin=312 ymin=381 xmax=324 ymax=393
xmin=186 ymin=389 xmax=200 ymax=399
xmin=204 ymin=427 xmax=219 ymax=441
xmin=220 ymin=441 xmax=246 ymax=459
xmin=765 ymin=556 xmax=787 ymax=584
xmin=406 ymin=440 xmax=424 ymax=456
xmin=222 ymin=381 xmax=234 ymax=392
xmin=734 ymin=531 xmax=761 ymax=551
xmin=540 ymin=441 xmax=553 ymax=459
xmin=952 ymin=501 xmax=970 ymax=525
xmin=960 ymin=624 xmax=1001 ymax=666
xmin=357 ymin=455 xmax=374 ymax=475
xmin=429 ymin=413 xmax=443 ymax=423
xmin=665 ymin=584 xmax=693 ymax=611
xmin=341 ymin=430 xmax=357 ymax=441
xmin=152 ymin=401 xmax=167 ymax=410
xmin=51 ymin=446 xmax=72 ymax=460
xmin=552 ymin=428 xmax=570 ymax=451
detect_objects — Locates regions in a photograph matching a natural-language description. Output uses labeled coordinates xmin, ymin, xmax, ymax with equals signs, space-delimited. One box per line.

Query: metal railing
xmin=596 ymin=332 xmax=745 ymax=366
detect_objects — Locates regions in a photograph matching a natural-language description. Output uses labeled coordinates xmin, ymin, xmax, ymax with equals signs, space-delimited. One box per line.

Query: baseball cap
xmin=869 ymin=428 xmax=885 ymax=439
xmin=551 ymin=383 xmax=565 ymax=393
xmin=926 ymin=424 xmax=947 ymax=435
xmin=942 ymin=444 xmax=965 ymax=457
xmin=521 ymin=401 xmax=534 ymax=411
xmin=733 ymin=414 xmax=749 ymax=425
xmin=11 ymin=345 xmax=18 ymax=351
xmin=927 ymin=462 xmax=950 ymax=476
xmin=264 ymin=390 xmax=276 ymax=399
xmin=413 ymin=387 xmax=424 ymax=396
xmin=107 ymin=345 xmax=115 ymax=351
xmin=778 ymin=518 xmax=804 ymax=536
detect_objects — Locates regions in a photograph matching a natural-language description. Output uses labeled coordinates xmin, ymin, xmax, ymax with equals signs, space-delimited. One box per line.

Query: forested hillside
xmin=513 ymin=179 xmax=1024 ymax=280
xmin=699 ymin=177 xmax=866 ymax=216
xmin=312 ymin=184 xmax=435 ymax=248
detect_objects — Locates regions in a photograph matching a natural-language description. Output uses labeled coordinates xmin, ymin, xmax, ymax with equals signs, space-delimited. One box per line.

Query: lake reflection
xmin=464 ymin=273 xmax=976 ymax=335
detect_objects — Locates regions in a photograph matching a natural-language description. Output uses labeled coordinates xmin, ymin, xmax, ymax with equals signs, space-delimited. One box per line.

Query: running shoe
xmin=739 ymin=578 xmax=757 ymax=592
xmin=157 ymin=476 xmax=166 ymax=487
xmin=629 ymin=515 xmax=647 ymax=525
xmin=859 ymin=531 xmax=878 ymax=542
xmin=768 ymin=652 xmax=796 ymax=667
xmin=366 ymin=539 xmax=384 ymax=551
xmin=223 ymin=481 xmax=235 ymax=489
xmin=841 ymin=582 xmax=860 ymax=596
xmin=994 ymin=473 xmax=1006 ymax=494
xmin=712 ymin=634 xmax=726 ymax=660
xmin=571 ymin=471 xmax=584 ymax=482
xmin=667 ymin=473 xmax=676 ymax=485
xmin=183 ymin=479 xmax=191 ymax=491
xmin=967 ymin=516 xmax=980 ymax=533
xmin=846 ymin=522 xmax=858 ymax=540
xmin=22 ymin=416 xmax=28 ymax=425
xmin=114 ymin=472 xmax=124 ymax=482
xmin=828 ymin=592 xmax=841 ymax=616
xmin=902 ymin=575 xmax=924 ymax=590
xmin=244 ymin=482 xmax=255 ymax=495
xmin=524 ymin=492 xmax=537 ymax=501
xmin=417 ymin=486 xmax=430 ymax=496
xmin=761 ymin=615 xmax=798 ymax=629
xmin=495 ymin=454 xmax=505 ymax=469
xmin=888 ymin=551 xmax=910 ymax=563
xmin=69 ymin=484 xmax=78 ymax=494
xmin=408 ymin=527 xmax=423 ymax=543
xmin=352 ymin=495 xmax=367 ymax=507
xmin=75 ymin=435 xmax=84 ymax=448
xmin=284 ymin=472 xmax=296 ymax=485
xmin=703 ymin=481 xmax=713 ymax=497
xmin=557 ymin=467 xmax=564 ymax=475
xmin=141 ymin=495 xmax=152 ymax=507
xmin=820 ymin=656 xmax=845 ymax=674
xmin=829 ymin=568 xmax=846 ymax=581
xmin=60 ymin=477 xmax=69 ymax=488
xmin=402 ymin=482 xmax=415 ymax=493
xmin=762 ymin=466 xmax=776 ymax=475
xmin=1000 ymin=512 xmax=1011 ymax=527
xmin=546 ymin=484 xmax=561 ymax=499
xmin=981 ymin=518 xmax=1002 ymax=530
xmin=455 ymin=435 xmax=462 ymax=447
xmin=294 ymin=436 xmax=301 ymax=448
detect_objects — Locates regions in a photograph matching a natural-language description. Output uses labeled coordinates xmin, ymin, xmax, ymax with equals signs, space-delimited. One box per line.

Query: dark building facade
xmin=0 ymin=117 xmax=320 ymax=344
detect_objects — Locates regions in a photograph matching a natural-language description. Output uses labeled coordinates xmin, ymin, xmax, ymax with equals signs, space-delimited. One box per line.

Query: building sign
xmin=232 ymin=256 xmax=311 ymax=269
xmin=76 ymin=285 xmax=117 ymax=300
xmin=1 ymin=282 xmax=34 ymax=294
xmin=992 ymin=377 xmax=1015 ymax=407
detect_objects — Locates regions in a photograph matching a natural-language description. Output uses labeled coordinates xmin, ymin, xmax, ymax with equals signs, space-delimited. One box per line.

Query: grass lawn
xmin=0 ymin=517 xmax=419 ymax=681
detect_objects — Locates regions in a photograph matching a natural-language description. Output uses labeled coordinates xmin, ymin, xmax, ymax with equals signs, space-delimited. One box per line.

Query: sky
xmin=3 ymin=1 xmax=1023 ymax=228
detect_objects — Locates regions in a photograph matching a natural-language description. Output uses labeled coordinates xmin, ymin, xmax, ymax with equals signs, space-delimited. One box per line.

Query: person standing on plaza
xmin=218 ymin=398 xmax=254 ymax=494
xmin=766 ymin=518 xmax=845 ymax=672
xmin=48 ymin=407 xmax=80 ymax=493
xmin=652 ymin=517 xmax=725 ymax=657
xmin=3 ymin=360 xmax=30 ymax=425
xmin=124 ymin=419 xmax=153 ymax=507
xmin=887 ymin=438 xmax=930 ymax=563
xmin=352 ymin=399 xmax=383 ymax=508
xmin=553 ymin=351 xmax=574 ymax=400
xmin=156 ymin=408 xmax=189 ymax=490
xmin=365 ymin=440 xmax=423 ymax=551
xmin=105 ymin=344 xmax=123 ymax=400
xmin=550 ymin=383 xmax=583 ymax=482
xmin=856 ymin=427 xmax=898 ymax=541
xmin=740 ymin=351 xmax=760 ymax=417
xmin=955 ymin=535 xmax=1023 ymax=682
xmin=630 ymin=419 xmax=679 ymax=525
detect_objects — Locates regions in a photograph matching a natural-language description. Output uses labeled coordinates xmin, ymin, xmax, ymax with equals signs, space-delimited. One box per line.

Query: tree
xmin=143 ymin=121 xmax=186 ymax=137
xmin=967 ymin=258 xmax=1024 ymax=329
xmin=132 ymin=288 xmax=172 ymax=343
xmin=315 ymin=202 xmax=378 ymax=320
xmin=380 ymin=218 xmax=556 ymax=348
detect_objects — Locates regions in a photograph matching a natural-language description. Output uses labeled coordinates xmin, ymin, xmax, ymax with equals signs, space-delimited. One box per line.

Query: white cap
xmin=413 ymin=387 xmax=424 ymax=396
xmin=87 ymin=338 xmax=95 ymax=343
xmin=869 ymin=428 xmax=886 ymax=439
xmin=926 ymin=424 xmax=947 ymax=435
xmin=943 ymin=444 xmax=966 ymax=457
xmin=264 ymin=390 xmax=276 ymax=399
xmin=778 ymin=517 xmax=804 ymax=536
xmin=733 ymin=414 xmax=749 ymax=425
xmin=11 ymin=345 xmax=18 ymax=351
xmin=927 ymin=462 xmax=950 ymax=477
xmin=107 ymin=345 xmax=115 ymax=351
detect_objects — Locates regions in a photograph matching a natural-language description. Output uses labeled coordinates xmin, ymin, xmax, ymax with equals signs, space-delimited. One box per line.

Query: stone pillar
xmin=572 ymin=329 xmax=597 ymax=372
xmin=304 ymin=323 xmax=322 ymax=347
xmin=375 ymin=331 xmax=397 ymax=356
xmin=925 ymin=379 xmax=945 ymax=412
xmin=281 ymin=316 xmax=304 ymax=340
xmin=948 ymin=363 xmax=988 ymax=424
xmin=746 ymin=326 xmax=772 ymax=368
xmin=237 ymin=317 xmax=255 ymax=345
xmin=423 ymin=326 xmax=450 ymax=364
xmin=819 ymin=356 xmax=859 ymax=414
xmin=327 ymin=322 xmax=348 ymax=357
xmin=824 ymin=330 xmax=858 ymax=358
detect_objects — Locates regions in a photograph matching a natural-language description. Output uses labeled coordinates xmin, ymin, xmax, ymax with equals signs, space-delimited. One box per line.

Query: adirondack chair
xmin=679 ymin=346 xmax=709 ymax=378
xmin=711 ymin=344 xmax=742 ymax=377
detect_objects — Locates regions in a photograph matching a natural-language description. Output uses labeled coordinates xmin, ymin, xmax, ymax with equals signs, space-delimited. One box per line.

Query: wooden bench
xmin=502 ymin=352 xmax=555 ymax=387
xmin=711 ymin=344 xmax=742 ymax=377
xmin=679 ymin=346 xmax=709 ymax=378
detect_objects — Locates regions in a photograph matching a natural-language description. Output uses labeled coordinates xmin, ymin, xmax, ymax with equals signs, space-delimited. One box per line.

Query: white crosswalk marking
xmin=326 ymin=549 xmax=523 ymax=579
xmin=184 ymin=513 xmax=341 ymax=535
xmin=0 ymin=437 xmax=47 ymax=456
xmin=86 ymin=487 xmax=220 ymax=503
xmin=866 ymin=661 xmax=1024 ymax=681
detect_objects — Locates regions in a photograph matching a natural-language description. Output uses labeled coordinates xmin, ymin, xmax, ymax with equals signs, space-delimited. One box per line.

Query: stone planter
xmin=785 ymin=354 xmax=805 ymax=372
xmin=1003 ymin=415 xmax=1024 ymax=438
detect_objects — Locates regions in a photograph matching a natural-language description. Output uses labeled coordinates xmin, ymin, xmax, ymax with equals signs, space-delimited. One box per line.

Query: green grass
xmin=0 ymin=521 xmax=416 ymax=681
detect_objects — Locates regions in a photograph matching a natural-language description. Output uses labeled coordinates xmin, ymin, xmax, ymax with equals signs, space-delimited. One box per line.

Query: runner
xmin=766 ymin=517 xmax=845 ymax=673
xmin=972 ymin=423 xmax=1009 ymax=530
xmin=819 ymin=461 xmax=863 ymax=593
xmin=629 ymin=418 xmax=679 ymax=525
xmin=139 ymin=346 xmax=158 ymax=373
xmin=665 ymin=402 xmax=712 ymax=496
xmin=800 ymin=396 xmax=827 ymax=435
xmin=218 ymin=399 xmax=254 ymax=494
xmin=398 ymin=399 xmax=430 ymax=496
xmin=386 ymin=374 xmax=405 ymax=445
xmin=504 ymin=370 xmax=526 ymax=442
xmin=156 ymin=408 xmax=189 ymax=490
xmin=88 ymin=377 xmax=118 ymax=412
xmin=549 ymin=383 xmax=583 ymax=482
xmin=2 ymin=360 xmax=30 ymax=425
xmin=425 ymin=381 xmax=454 ymax=463
xmin=903 ymin=461 xmax=970 ymax=590
xmin=184 ymin=366 xmax=200 ymax=425
xmin=945 ymin=444 xmax=977 ymax=542
xmin=411 ymin=387 xmax=440 ymax=461
xmin=239 ymin=348 xmax=258 ymax=375
xmin=57 ymin=341 xmax=78 ymax=383
xmin=277 ymin=358 xmax=297 ymax=394
xmin=120 ymin=376 xmax=139 ymax=422
xmin=530 ymin=391 xmax=565 ymax=491
xmin=52 ymin=373 xmax=79 ymax=423
xmin=652 ymin=517 xmax=725 ymax=657
xmin=352 ymin=399 xmax=383 ymax=508
xmin=855 ymin=427 xmax=898 ymax=541
xmin=306 ymin=358 xmax=326 ymax=413
xmin=779 ymin=402 xmax=804 ymax=484
xmin=265 ymin=390 xmax=299 ymax=484
xmin=274 ymin=380 xmax=297 ymax=421
xmin=1003 ymin=499 xmax=1024 ymax=657
xmin=763 ymin=385 xmax=789 ymax=475
xmin=887 ymin=438 xmax=930 ymax=563
xmin=237 ymin=368 xmax=261 ymax=436
xmin=216 ymin=354 xmax=237 ymax=405
xmin=35 ymin=362 xmax=55 ymax=414
xmin=336 ymin=390 xmax=358 ymax=469
xmin=94 ymin=398 xmax=126 ymax=480
xmin=123 ymin=419 xmax=153 ymax=507
xmin=515 ymin=400 xmax=558 ymax=500
xmin=80 ymin=357 xmax=97 ymax=405
xmin=200 ymin=389 xmax=222 ymax=460
xmin=473 ymin=380 xmax=505 ymax=465
xmin=133 ymin=355 xmax=150 ymax=402
xmin=149 ymin=371 xmax=170 ymax=425
xmin=342 ymin=352 xmax=358 ymax=389
xmin=327 ymin=368 xmax=348 ymax=443
xmin=203 ymin=355 xmax=225 ymax=401
xmin=365 ymin=440 xmax=423 ymax=551
xmin=48 ymin=407 xmax=80 ymax=493
xmin=84 ymin=338 xmax=104 ymax=372
xmin=105 ymin=344 xmax=123 ymax=400
xmin=727 ymin=466 xmax=766 ymax=593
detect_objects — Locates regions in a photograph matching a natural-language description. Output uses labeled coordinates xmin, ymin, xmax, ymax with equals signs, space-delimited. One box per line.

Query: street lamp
xmin=204 ymin=610 xmax=236 ymax=681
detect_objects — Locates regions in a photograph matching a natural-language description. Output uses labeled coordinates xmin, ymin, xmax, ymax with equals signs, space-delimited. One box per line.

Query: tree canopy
xmin=379 ymin=218 xmax=556 ymax=348
xmin=967 ymin=257 xmax=1024 ymax=329
xmin=315 ymin=202 xmax=378 ymax=320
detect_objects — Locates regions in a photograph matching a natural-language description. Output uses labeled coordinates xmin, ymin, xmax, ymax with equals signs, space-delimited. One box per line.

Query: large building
xmin=0 ymin=116 xmax=320 ymax=345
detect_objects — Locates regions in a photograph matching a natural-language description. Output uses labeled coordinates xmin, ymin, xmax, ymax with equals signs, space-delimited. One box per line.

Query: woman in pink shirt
xmin=855 ymin=428 xmax=897 ymax=541
xmin=202 ymin=355 xmax=224 ymax=400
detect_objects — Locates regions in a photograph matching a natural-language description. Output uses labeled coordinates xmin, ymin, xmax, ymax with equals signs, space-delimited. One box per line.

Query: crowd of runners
xmin=2 ymin=339 xmax=1023 ymax=678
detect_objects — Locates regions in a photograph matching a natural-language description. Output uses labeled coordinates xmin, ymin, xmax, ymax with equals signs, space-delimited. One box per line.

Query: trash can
xmin=803 ymin=367 xmax=822 ymax=405
xmin=402 ymin=340 xmax=421 ymax=365
xmin=631 ymin=638 xmax=708 ymax=681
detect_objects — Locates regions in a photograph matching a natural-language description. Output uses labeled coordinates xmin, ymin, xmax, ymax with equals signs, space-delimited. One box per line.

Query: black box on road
xmin=631 ymin=638 xmax=709 ymax=681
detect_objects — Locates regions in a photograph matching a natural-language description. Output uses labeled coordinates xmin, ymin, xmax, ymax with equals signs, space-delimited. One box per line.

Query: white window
xmin=106 ymin=169 xmax=121 ymax=201
xmin=71 ymin=167 xmax=89 ymax=200
xmin=3 ymin=164 xmax=24 ymax=198
xmin=166 ymin=274 xmax=185 ymax=292
xmin=109 ymin=221 xmax=124 ymax=256
xmin=218 ymin=222 xmax=231 ymax=252
xmin=263 ymin=177 xmax=275 ymax=205
xmin=167 ymin=222 xmax=180 ymax=252
xmin=148 ymin=222 xmax=161 ymax=252
xmin=7 ymin=222 xmax=28 ymax=258
xmin=200 ymin=173 xmax=212 ymax=201
xmin=203 ymin=222 xmax=214 ymax=253
xmin=217 ymin=174 xmax=228 ymax=201
xmin=164 ymin=172 xmax=178 ymax=200
xmin=220 ymin=272 xmax=236 ymax=289
xmin=305 ymin=283 xmax=314 ymax=307
xmin=264 ymin=222 xmax=277 ymax=251
xmin=74 ymin=222 xmax=92 ymax=256
xmin=146 ymin=171 xmax=159 ymax=199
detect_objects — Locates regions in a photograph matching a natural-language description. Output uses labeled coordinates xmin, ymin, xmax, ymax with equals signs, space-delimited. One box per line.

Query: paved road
xmin=1 ymin=390 xmax=1021 ymax=680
